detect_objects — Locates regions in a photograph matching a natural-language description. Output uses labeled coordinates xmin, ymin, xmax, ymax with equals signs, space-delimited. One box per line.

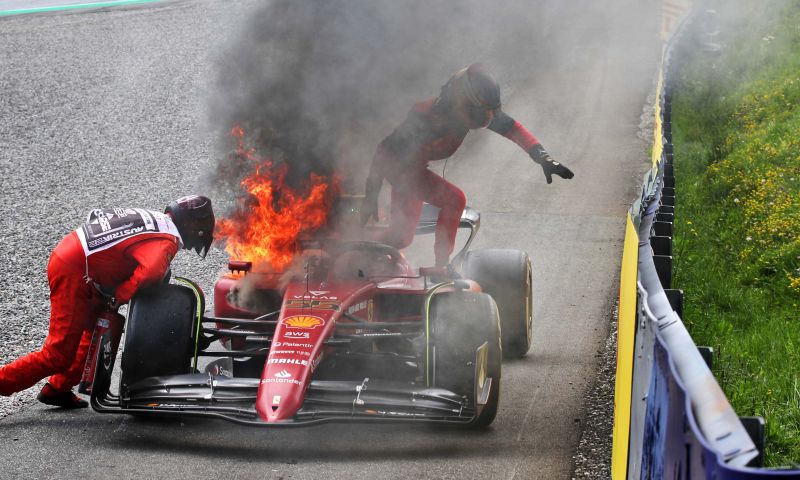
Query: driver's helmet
xmin=165 ymin=195 xmax=215 ymax=258
xmin=439 ymin=63 xmax=501 ymax=128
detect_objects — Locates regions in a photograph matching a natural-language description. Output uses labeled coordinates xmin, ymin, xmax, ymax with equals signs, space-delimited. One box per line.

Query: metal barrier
xmin=612 ymin=7 xmax=800 ymax=479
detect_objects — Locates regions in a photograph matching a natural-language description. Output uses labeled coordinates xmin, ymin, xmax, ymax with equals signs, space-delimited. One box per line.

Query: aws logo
xmin=283 ymin=331 xmax=310 ymax=339
xmin=283 ymin=315 xmax=324 ymax=329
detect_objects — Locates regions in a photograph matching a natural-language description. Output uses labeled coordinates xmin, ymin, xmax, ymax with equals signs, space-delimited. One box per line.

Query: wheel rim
xmin=525 ymin=258 xmax=532 ymax=346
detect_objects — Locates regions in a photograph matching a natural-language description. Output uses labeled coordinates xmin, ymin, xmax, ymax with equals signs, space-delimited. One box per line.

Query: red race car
xmin=87 ymin=206 xmax=532 ymax=428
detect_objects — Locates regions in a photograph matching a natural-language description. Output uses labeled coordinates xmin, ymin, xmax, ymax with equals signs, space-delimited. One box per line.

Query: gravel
xmin=571 ymin=303 xmax=619 ymax=479
xmin=0 ymin=0 xmax=254 ymax=418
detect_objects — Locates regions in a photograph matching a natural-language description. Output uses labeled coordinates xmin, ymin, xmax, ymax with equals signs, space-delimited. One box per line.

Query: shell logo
xmin=284 ymin=315 xmax=324 ymax=329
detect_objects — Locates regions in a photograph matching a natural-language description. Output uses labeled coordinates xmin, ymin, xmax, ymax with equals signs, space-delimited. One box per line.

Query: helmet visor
xmin=465 ymin=104 xmax=496 ymax=129
xmin=193 ymin=220 xmax=214 ymax=259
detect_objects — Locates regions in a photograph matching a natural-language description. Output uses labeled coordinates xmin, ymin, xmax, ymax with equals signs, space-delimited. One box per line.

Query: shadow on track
xmin=2 ymin=408 xmax=500 ymax=463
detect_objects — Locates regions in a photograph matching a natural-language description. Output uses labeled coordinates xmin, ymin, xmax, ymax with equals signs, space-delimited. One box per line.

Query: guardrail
xmin=611 ymin=8 xmax=800 ymax=479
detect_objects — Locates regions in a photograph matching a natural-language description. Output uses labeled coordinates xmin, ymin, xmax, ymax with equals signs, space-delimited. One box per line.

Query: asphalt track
xmin=0 ymin=1 xmax=661 ymax=478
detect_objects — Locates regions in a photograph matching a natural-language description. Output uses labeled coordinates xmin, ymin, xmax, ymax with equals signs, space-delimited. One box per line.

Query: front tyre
xmin=120 ymin=284 xmax=199 ymax=393
xmin=428 ymin=291 xmax=501 ymax=428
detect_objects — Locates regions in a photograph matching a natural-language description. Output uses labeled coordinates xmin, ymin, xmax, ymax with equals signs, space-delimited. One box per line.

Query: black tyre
xmin=121 ymin=284 xmax=198 ymax=390
xmin=463 ymin=249 xmax=533 ymax=359
xmin=429 ymin=291 xmax=501 ymax=428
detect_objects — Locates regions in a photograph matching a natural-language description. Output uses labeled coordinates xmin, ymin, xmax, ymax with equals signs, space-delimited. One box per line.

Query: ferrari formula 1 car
xmin=87 ymin=206 xmax=533 ymax=428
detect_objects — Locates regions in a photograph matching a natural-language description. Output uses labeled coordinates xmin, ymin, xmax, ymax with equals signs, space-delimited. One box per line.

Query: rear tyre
xmin=429 ymin=291 xmax=501 ymax=428
xmin=120 ymin=284 xmax=198 ymax=391
xmin=463 ymin=249 xmax=533 ymax=359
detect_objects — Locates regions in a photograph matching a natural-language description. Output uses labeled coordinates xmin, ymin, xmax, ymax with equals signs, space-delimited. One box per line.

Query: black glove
xmin=360 ymin=193 xmax=378 ymax=225
xmin=107 ymin=296 xmax=119 ymax=312
xmin=529 ymin=144 xmax=574 ymax=184
xmin=92 ymin=282 xmax=119 ymax=310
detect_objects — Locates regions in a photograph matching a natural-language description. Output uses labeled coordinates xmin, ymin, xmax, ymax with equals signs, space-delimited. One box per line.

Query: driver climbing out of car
xmin=361 ymin=63 xmax=574 ymax=267
xmin=0 ymin=195 xmax=215 ymax=408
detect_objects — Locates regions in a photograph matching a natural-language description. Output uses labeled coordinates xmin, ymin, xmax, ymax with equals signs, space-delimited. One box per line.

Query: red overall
xmin=0 ymin=231 xmax=179 ymax=396
xmin=368 ymin=98 xmax=541 ymax=265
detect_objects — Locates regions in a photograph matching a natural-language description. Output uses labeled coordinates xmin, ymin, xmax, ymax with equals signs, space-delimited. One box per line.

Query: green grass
xmin=671 ymin=0 xmax=800 ymax=467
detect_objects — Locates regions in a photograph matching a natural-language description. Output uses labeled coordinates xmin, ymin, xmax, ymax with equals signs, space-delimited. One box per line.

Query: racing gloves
xmin=529 ymin=144 xmax=574 ymax=184
xmin=92 ymin=282 xmax=119 ymax=311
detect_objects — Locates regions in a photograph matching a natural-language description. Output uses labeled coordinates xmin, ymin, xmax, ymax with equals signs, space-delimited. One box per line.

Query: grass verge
xmin=671 ymin=0 xmax=800 ymax=467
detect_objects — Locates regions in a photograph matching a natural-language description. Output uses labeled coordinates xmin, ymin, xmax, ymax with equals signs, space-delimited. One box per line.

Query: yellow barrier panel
xmin=611 ymin=213 xmax=640 ymax=479
xmin=651 ymin=65 xmax=664 ymax=169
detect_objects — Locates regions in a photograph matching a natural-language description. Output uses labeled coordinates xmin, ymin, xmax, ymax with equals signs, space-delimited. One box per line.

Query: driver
xmin=361 ymin=63 xmax=574 ymax=267
xmin=0 ymin=196 xmax=215 ymax=408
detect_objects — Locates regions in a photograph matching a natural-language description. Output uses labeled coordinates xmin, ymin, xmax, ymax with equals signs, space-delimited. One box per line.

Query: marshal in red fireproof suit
xmin=361 ymin=63 xmax=575 ymax=267
xmin=0 ymin=196 xmax=215 ymax=408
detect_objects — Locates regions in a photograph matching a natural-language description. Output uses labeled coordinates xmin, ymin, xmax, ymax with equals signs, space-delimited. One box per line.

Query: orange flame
xmin=216 ymin=125 xmax=340 ymax=272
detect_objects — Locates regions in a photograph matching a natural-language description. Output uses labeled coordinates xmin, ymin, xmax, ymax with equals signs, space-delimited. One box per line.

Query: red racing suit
xmin=0 ymin=209 xmax=181 ymax=396
xmin=365 ymin=98 xmax=541 ymax=265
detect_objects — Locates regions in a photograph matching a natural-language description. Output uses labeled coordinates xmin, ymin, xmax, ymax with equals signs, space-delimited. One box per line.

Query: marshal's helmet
xmin=165 ymin=195 xmax=215 ymax=258
xmin=440 ymin=63 xmax=501 ymax=128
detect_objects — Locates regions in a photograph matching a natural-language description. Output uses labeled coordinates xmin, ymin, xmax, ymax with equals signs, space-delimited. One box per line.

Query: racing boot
xmin=423 ymin=263 xmax=462 ymax=284
xmin=37 ymin=383 xmax=88 ymax=409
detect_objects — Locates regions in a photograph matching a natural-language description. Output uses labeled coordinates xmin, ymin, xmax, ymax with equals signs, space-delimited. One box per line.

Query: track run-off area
xmin=0 ymin=1 xmax=662 ymax=478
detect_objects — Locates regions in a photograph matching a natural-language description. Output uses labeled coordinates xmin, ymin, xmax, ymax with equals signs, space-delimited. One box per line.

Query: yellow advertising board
xmin=611 ymin=214 xmax=640 ymax=479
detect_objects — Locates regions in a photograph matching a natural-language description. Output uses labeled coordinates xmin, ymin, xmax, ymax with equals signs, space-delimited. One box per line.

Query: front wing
xmin=91 ymin=374 xmax=489 ymax=427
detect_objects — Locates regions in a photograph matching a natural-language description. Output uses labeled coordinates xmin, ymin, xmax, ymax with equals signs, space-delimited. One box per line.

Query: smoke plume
xmin=206 ymin=0 xmax=539 ymax=199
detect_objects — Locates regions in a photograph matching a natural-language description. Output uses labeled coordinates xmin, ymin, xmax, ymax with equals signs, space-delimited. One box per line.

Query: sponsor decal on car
xmin=292 ymin=294 xmax=338 ymax=300
xmin=261 ymin=377 xmax=301 ymax=386
xmin=271 ymin=350 xmax=298 ymax=356
xmin=346 ymin=299 xmax=374 ymax=321
xmin=272 ymin=341 xmax=314 ymax=349
xmin=284 ymin=315 xmax=324 ymax=329
xmin=208 ymin=364 xmax=233 ymax=377
xmin=282 ymin=330 xmax=310 ymax=339
xmin=272 ymin=395 xmax=281 ymax=405
xmin=285 ymin=299 xmax=340 ymax=310
xmin=346 ymin=300 xmax=367 ymax=314
xmin=274 ymin=369 xmax=292 ymax=378
xmin=268 ymin=358 xmax=309 ymax=366
xmin=271 ymin=349 xmax=311 ymax=357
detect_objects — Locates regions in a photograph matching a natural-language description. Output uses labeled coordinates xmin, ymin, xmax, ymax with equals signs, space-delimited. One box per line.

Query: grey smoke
xmin=206 ymin=0 xmax=546 ymax=200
